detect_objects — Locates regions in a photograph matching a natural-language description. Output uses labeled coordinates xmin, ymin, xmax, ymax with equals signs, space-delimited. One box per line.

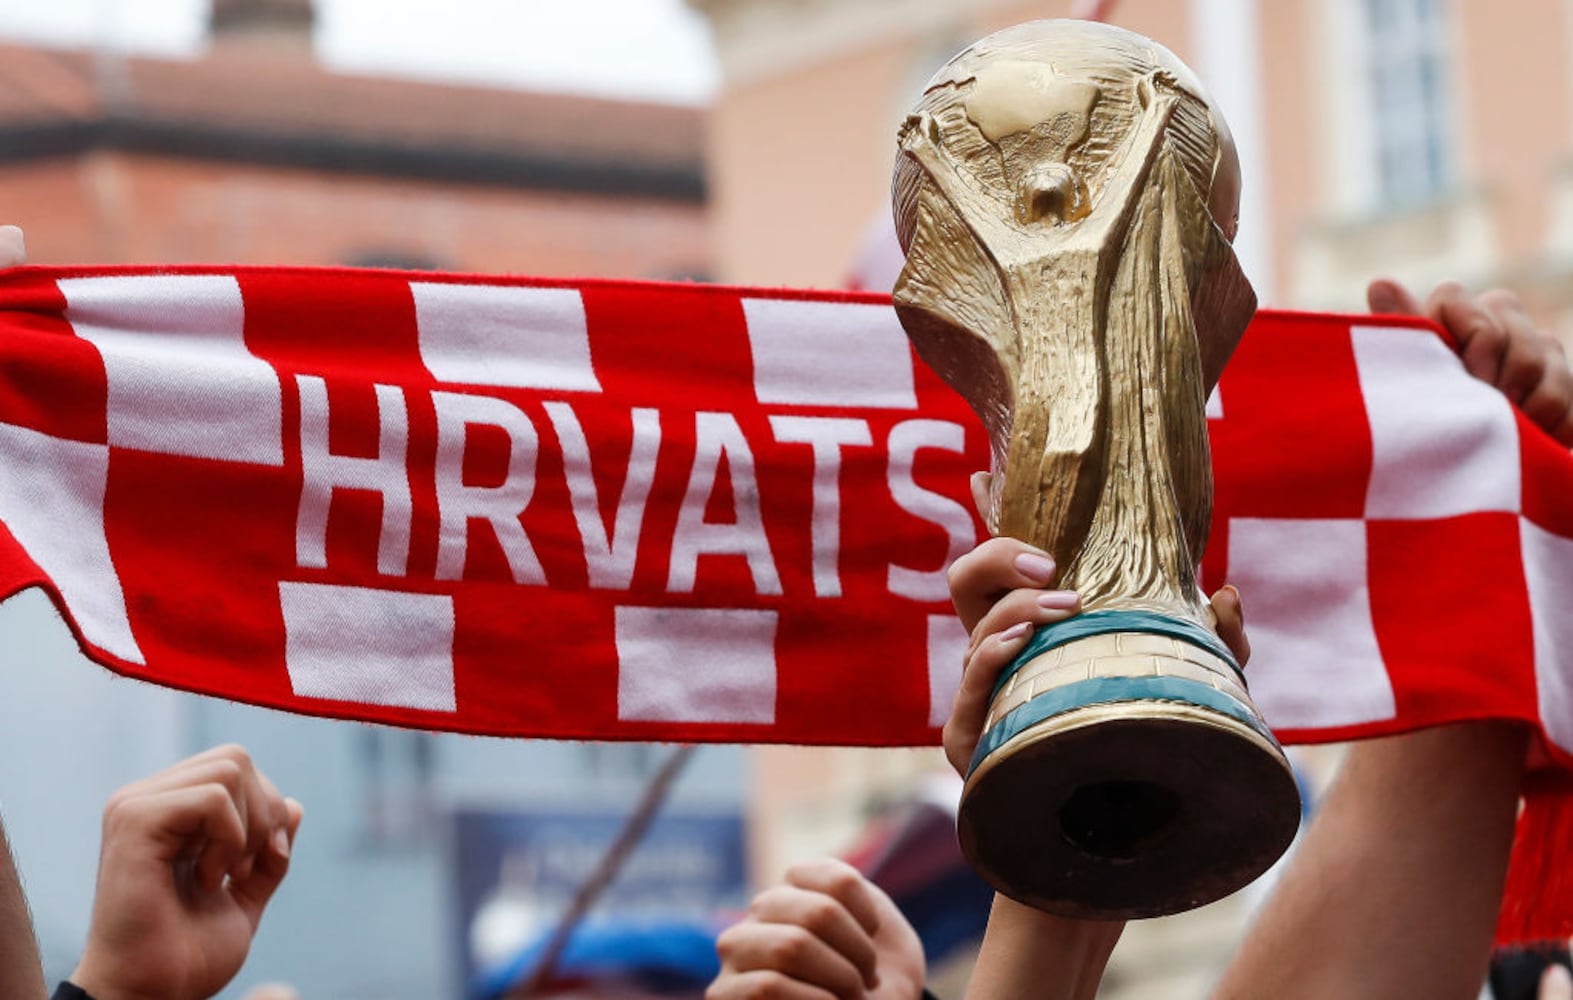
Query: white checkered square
xmin=0 ymin=422 xmax=142 ymax=664
xmin=743 ymin=298 xmax=917 ymax=409
xmin=412 ymin=282 xmax=600 ymax=391
xmin=60 ymin=275 xmax=283 ymax=466
xmin=1227 ymin=517 xmax=1396 ymax=730
xmin=1354 ymin=325 xmax=1520 ymax=518
xmin=927 ymin=614 xmax=968 ymax=728
xmin=1522 ymin=518 xmax=1573 ymax=753
xmin=615 ymin=606 xmax=777 ymax=724
xmin=279 ymin=583 xmax=456 ymax=712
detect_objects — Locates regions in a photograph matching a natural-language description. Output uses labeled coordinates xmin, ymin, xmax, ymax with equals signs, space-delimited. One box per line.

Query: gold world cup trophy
xmin=892 ymin=20 xmax=1302 ymax=919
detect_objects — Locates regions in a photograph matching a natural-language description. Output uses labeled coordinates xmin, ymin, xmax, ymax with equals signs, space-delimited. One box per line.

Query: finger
xmin=966 ymin=588 xmax=1080 ymax=658
xmin=1550 ymin=403 xmax=1573 ymax=447
xmin=0 ymin=226 xmax=24 ymax=268
xmin=1482 ymin=291 xmax=1551 ymax=406
xmin=253 ymin=769 xmax=290 ymax=861
xmin=1210 ymin=585 xmax=1250 ymax=667
xmin=284 ymin=797 xmax=305 ymax=843
xmin=228 ymin=816 xmax=294 ymax=930
xmin=969 ymin=470 xmax=992 ymax=523
xmin=1472 ymin=291 xmax=1573 ymax=443
xmin=948 ymin=536 xmax=1060 ymax=633
xmin=1519 ymin=373 xmax=1573 ymax=445
xmin=714 ymin=923 xmax=866 ymax=1000
xmin=1366 ymin=278 xmax=1423 ymax=316
xmin=783 ymin=860 xmax=882 ymax=937
xmin=231 ymin=794 xmax=304 ymax=929
xmin=746 ymin=885 xmax=879 ymax=991
xmin=107 ymin=761 xmax=244 ymax=852
xmin=706 ymin=968 xmax=836 ymax=1000
xmin=103 ymin=784 xmax=248 ymax=893
xmin=144 ymin=742 xmax=255 ymax=780
xmin=131 ymin=745 xmax=257 ymax=801
xmin=108 ymin=744 xmax=243 ymax=797
xmin=1540 ymin=963 xmax=1573 ymax=1000
xmin=946 ymin=621 xmax=1035 ymax=774
xmin=138 ymin=747 xmax=277 ymax=882
xmin=230 ymin=752 xmax=281 ymax=883
xmin=1428 ymin=282 xmax=1510 ymax=385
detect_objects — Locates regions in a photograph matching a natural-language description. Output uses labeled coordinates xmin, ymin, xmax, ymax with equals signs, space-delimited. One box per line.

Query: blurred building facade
xmin=0 ymin=0 xmax=710 ymax=280
xmin=0 ymin=4 xmax=741 ymax=999
xmin=693 ymin=0 xmax=1573 ymax=332
xmin=689 ymin=0 xmax=1573 ymax=995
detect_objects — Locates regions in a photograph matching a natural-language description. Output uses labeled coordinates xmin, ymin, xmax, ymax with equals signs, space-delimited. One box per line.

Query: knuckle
xmin=210 ymin=758 xmax=245 ymax=788
xmin=214 ymin=744 xmax=255 ymax=772
xmin=784 ymin=859 xmax=827 ymax=886
xmin=100 ymin=791 xmax=139 ymax=832
xmin=1429 ymin=278 xmax=1468 ymax=309
xmin=945 ymin=558 xmax=969 ymax=590
xmin=746 ymin=888 xmax=782 ymax=917
xmin=765 ymin=927 xmax=811 ymax=967
xmin=198 ymin=782 xmax=235 ymax=814
xmin=800 ymin=896 xmax=841 ymax=935
xmin=820 ymin=863 xmax=863 ymax=902
xmin=1468 ymin=318 xmax=1507 ymax=351
xmin=714 ymin=925 xmax=748 ymax=960
xmin=1479 ymin=288 xmax=1524 ymax=313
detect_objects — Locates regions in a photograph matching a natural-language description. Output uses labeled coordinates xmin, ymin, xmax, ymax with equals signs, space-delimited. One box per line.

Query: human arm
xmin=942 ymin=533 xmax=1250 ymax=1000
xmin=707 ymin=858 xmax=925 ymax=1000
xmin=0 ymin=223 xmax=49 ymax=1000
xmin=1210 ymin=280 xmax=1552 ymax=1000
xmin=0 ymin=827 xmax=46 ymax=1000
xmin=66 ymin=744 xmax=303 ymax=1000
xmin=1211 ymin=723 xmax=1524 ymax=1000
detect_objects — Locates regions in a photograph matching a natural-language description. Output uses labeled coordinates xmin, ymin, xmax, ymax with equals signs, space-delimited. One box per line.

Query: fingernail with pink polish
xmin=998 ymin=622 xmax=1032 ymax=643
xmin=1226 ymin=584 xmax=1245 ymax=623
xmin=1014 ymin=552 xmax=1056 ymax=583
xmin=1038 ymin=591 xmax=1080 ymax=610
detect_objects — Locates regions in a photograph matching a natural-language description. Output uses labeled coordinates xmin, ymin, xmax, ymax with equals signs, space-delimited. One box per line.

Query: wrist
xmin=67 ymin=958 xmax=155 ymax=1000
xmin=967 ymin=894 xmax=1124 ymax=1000
xmin=65 ymin=964 xmax=108 ymax=1000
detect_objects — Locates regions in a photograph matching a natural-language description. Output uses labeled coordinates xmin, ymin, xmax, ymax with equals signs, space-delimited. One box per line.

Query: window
xmin=1364 ymin=0 xmax=1454 ymax=206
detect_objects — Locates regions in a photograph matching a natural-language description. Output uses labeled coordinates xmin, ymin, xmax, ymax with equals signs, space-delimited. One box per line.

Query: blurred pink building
xmin=0 ymin=0 xmax=711 ymax=281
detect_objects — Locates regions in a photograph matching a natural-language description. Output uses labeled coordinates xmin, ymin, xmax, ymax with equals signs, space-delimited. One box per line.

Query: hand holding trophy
xmin=892 ymin=20 xmax=1300 ymax=919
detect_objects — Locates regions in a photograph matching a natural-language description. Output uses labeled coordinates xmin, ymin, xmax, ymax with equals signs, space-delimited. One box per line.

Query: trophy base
xmin=958 ymin=611 xmax=1301 ymax=920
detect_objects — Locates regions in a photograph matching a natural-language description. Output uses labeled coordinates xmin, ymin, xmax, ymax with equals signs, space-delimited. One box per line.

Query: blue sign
xmin=451 ymin=806 xmax=746 ymax=989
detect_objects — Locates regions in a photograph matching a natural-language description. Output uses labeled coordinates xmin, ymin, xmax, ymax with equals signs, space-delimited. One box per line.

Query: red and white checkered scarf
xmin=0 ymin=265 xmax=1568 ymax=939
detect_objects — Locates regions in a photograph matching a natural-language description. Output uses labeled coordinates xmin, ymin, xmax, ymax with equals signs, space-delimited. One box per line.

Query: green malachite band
xmin=989 ymin=609 xmax=1243 ymax=702
xmin=968 ymin=674 xmax=1275 ymax=776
